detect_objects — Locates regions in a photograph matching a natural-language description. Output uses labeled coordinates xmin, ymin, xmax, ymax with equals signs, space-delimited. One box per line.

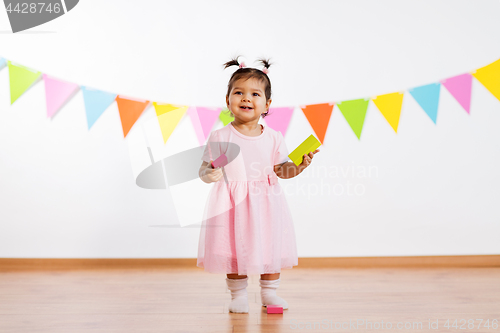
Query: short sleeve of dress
xmin=201 ymin=131 xmax=219 ymax=163
xmin=274 ymin=131 xmax=290 ymax=165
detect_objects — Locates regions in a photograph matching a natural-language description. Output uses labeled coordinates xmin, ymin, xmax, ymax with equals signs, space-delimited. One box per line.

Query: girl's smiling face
xmin=226 ymin=78 xmax=271 ymax=122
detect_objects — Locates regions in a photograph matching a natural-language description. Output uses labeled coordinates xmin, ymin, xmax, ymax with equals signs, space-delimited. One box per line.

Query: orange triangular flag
xmin=116 ymin=95 xmax=149 ymax=138
xmin=300 ymin=103 xmax=334 ymax=144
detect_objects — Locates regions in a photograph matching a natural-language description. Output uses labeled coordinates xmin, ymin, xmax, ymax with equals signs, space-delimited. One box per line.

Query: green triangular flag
xmin=8 ymin=61 xmax=42 ymax=104
xmin=219 ymin=107 xmax=234 ymax=126
xmin=337 ymin=98 xmax=370 ymax=140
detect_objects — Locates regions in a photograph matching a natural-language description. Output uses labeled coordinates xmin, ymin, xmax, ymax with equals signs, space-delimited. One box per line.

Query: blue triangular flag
xmin=0 ymin=58 xmax=6 ymax=71
xmin=81 ymin=86 xmax=117 ymax=129
xmin=409 ymin=83 xmax=441 ymax=124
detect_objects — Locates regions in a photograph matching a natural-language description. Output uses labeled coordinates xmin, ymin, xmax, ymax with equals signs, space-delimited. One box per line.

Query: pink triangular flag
xmin=263 ymin=107 xmax=294 ymax=136
xmin=43 ymin=74 xmax=79 ymax=118
xmin=441 ymin=73 xmax=472 ymax=114
xmin=187 ymin=106 xmax=206 ymax=146
xmin=188 ymin=106 xmax=221 ymax=145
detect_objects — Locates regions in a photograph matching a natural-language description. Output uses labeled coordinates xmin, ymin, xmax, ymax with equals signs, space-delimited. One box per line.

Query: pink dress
xmin=197 ymin=122 xmax=298 ymax=275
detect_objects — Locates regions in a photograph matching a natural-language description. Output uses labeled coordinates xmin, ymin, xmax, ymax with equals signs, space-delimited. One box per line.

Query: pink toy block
xmin=211 ymin=153 xmax=228 ymax=169
xmin=266 ymin=305 xmax=283 ymax=314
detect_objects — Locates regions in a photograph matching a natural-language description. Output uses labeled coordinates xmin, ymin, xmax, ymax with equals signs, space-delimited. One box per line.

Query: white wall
xmin=0 ymin=0 xmax=499 ymax=258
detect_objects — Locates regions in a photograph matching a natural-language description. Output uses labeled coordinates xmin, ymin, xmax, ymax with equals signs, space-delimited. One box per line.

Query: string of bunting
xmin=0 ymin=56 xmax=499 ymax=146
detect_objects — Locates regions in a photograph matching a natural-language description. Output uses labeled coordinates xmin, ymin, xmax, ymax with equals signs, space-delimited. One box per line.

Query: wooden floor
xmin=0 ymin=266 xmax=499 ymax=332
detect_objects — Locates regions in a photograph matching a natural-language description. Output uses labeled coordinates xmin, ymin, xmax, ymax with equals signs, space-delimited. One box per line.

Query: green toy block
xmin=288 ymin=134 xmax=322 ymax=166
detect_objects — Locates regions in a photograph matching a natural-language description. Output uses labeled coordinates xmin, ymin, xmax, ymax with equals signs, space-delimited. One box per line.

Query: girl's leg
xmin=260 ymin=273 xmax=280 ymax=280
xmin=226 ymin=274 xmax=249 ymax=313
xmin=259 ymin=272 xmax=288 ymax=309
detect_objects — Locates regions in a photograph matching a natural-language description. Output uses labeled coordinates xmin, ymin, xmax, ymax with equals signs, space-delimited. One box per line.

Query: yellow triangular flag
xmin=371 ymin=92 xmax=404 ymax=133
xmin=8 ymin=61 xmax=42 ymax=104
xmin=153 ymin=102 xmax=188 ymax=144
xmin=472 ymin=58 xmax=500 ymax=102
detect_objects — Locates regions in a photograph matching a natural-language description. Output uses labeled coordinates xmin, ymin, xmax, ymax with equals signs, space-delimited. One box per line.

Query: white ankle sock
xmin=259 ymin=278 xmax=288 ymax=309
xmin=226 ymin=277 xmax=249 ymax=313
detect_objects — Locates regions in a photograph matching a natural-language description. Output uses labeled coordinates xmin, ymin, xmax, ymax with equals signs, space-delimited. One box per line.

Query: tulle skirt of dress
xmin=197 ymin=179 xmax=298 ymax=275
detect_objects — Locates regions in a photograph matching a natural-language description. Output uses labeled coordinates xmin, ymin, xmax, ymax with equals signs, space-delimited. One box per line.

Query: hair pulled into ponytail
xmin=222 ymin=55 xmax=273 ymax=118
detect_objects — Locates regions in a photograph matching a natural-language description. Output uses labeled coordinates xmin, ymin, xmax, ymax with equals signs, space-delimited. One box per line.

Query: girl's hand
xmin=299 ymin=149 xmax=320 ymax=170
xmin=201 ymin=160 xmax=224 ymax=183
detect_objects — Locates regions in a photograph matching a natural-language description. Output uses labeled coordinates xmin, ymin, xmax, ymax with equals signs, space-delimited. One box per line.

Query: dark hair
xmin=223 ymin=55 xmax=273 ymax=118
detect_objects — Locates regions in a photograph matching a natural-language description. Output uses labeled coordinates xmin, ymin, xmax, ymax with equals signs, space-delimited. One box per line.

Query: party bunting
xmin=43 ymin=74 xmax=80 ymax=118
xmin=116 ymin=95 xmax=150 ymax=138
xmin=219 ymin=108 xmax=234 ymax=126
xmin=81 ymin=86 xmax=117 ymax=130
xmin=337 ymin=98 xmax=370 ymax=140
xmin=8 ymin=61 xmax=42 ymax=104
xmin=441 ymin=73 xmax=472 ymax=114
xmin=409 ymin=83 xmax=441 ymax=124
xmin=372 ymin=92 xmax=404 ymax=133
xmin=472 ymin=58 xmax=500 ymax=102
xmin=188 ymin=106 xmax=221 ymax=145
xmin=264 ymin=107 xmax=294 ymax=137
xmin=153 ymin=102 xmax=188 ymax=144
xmin=1 ymin=54 xmax=499 ymax=149
xmin=300 ymin=103 xmax=334 ymax=144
